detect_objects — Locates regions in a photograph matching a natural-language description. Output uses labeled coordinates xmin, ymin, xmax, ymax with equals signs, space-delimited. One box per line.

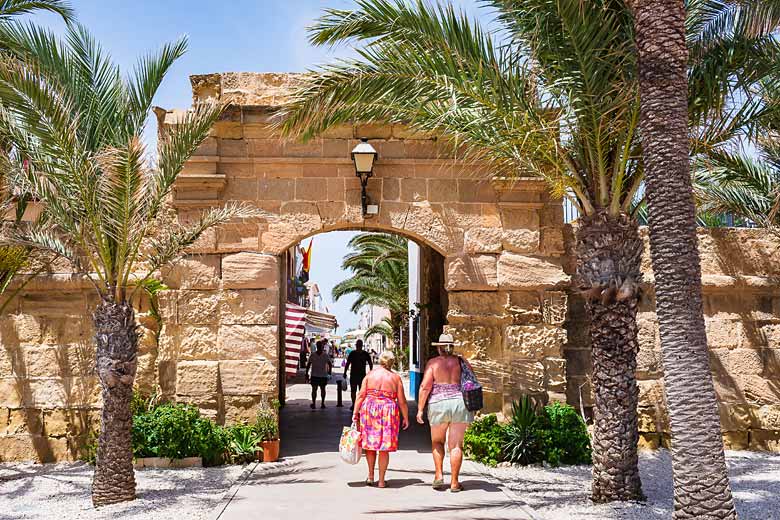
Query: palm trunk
xmin=91 ymin=300 xmax=138 ymax=506
xmin=576 ymin=211 xmax=643 ymax=502
xmin=635 ymin=1 xmax=736 ymax=518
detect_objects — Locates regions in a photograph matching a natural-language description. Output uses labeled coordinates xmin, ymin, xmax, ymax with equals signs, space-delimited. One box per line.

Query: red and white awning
xmin=284 ymin=303 xmax=307 ymax=376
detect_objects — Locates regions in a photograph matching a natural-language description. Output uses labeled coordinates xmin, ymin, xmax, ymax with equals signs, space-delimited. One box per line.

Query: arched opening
xmin=275 ymin=228 xmax=446 ymax=456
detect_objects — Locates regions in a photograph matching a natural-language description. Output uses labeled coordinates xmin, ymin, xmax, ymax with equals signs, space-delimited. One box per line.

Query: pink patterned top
xmin=429 ymin=383 xmax=461 ymax=403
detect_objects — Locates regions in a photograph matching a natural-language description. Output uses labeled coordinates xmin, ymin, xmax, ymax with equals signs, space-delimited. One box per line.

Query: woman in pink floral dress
xmin=352 ymin=350 xmax=409 ymax=488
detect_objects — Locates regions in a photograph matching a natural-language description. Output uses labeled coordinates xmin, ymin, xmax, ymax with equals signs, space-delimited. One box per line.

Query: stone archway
xmin=156 ymin=72 xmax=571 ymax=424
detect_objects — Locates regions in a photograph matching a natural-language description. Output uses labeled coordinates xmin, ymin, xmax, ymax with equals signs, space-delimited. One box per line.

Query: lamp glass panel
xmin=353 ymin=153 xmax=375 ymax=173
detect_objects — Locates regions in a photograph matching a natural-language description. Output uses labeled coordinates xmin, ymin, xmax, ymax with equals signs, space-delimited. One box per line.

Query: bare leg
xmin=320 ymin=384 xmax=327 ymax=407
xmin=378 ymin=452 xmax=390 ymax=488
xmin=350 ymin=387 xmax=357 ymax=407
xmin=365 ymin=450 xmax=376 ymax=482
xmin=448 ymin=422 xmax=468 ymax=489
xmin=430 ymin=423 xmax=448 ymax=482
xmin=310 ymin=384 xmax=317 ymax=407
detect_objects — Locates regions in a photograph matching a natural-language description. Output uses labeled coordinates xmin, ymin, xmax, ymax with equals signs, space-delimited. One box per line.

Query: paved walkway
xmin=216 ymin=379 xmax=535 ymax=520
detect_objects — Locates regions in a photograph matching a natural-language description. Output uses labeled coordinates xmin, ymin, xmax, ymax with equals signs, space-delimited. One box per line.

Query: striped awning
xmin=284 ymin=303 xmax=307 ymax=376
xmin=305 ymin=309 xmax=338 ymax=334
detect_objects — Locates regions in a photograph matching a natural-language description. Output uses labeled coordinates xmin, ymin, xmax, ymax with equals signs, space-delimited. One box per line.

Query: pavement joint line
xmin=465 ymin=459 xmax=542 ymax=520
xmin=208 ymin=461 xmax=260 ymax=520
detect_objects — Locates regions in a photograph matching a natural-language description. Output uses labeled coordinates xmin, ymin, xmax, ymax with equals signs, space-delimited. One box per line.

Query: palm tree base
xmin=91 ymin=301 xmax=137 ymax=507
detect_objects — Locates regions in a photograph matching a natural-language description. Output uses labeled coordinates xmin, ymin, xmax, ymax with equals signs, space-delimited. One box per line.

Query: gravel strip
xmin=482 ymin=449 xmax=780 ymax=520
xmin=0 ymin=462 xmax=244 ymax=520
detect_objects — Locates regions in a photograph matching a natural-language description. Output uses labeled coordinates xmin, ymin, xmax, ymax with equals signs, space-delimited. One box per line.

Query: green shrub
xmin=463 ymin=414 xmax=506 ymax=467
xmin=503 ymin=396 xmax=541 ymax=465
xmin=536 ymin=402 xmax=591 ymax=466
xmin=228 ymin=424 xmax=262 ymax=463
xmin=132 ymin=402 xmax=230 ymax=465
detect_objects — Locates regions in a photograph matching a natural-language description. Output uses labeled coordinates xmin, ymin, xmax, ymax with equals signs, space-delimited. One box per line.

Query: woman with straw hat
xmin=416 ymin=333 xmax=475 ymax=492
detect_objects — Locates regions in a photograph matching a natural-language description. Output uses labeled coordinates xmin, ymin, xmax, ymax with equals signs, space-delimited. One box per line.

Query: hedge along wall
xmin=565 ymin=228 xmax=780 ymax=452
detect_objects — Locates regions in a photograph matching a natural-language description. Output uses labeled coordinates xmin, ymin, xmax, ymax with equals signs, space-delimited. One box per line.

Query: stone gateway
xmin=0 ymin=73 xmax=778 ymax=461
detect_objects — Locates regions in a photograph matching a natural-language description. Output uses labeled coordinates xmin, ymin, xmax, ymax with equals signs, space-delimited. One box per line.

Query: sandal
xmin=450 ymin=483 xmax=464 ymax=493
xmin=432 ymin=478 xmax=445 ymax=490
xmin=365 ymin=478 xmax=375 ymax=487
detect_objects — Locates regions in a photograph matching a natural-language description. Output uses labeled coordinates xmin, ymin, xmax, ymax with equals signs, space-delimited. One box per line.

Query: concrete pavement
xmin=215 ymin=381 xmax=535 ymax=520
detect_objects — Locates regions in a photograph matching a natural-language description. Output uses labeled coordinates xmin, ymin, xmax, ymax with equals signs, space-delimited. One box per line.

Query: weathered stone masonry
xmin=1 ymin=72 xmax=779 ymax=460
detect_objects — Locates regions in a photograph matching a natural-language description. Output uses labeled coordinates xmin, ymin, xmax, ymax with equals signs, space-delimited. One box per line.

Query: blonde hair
xmin=378 ymin=350 xmax=395 ymax=369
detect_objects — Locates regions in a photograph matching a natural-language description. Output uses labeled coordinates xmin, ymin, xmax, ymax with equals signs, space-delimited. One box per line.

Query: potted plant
xmin=256 ymin=399 xmax=280 ymax=462
xmin=229 ymin=425 xmax=262 ymax=464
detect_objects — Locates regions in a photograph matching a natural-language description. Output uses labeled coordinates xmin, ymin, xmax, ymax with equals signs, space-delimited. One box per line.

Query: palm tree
xmin=0 ymin=1 xmax=73 ymax=311
xmin=281 ymin=0 xmax=778 ymax=502
xmin=333 ymin=233 xmax=408 ymax=365
xmin=0 ymin=24 xmax=256 ymax=506
xmin=634 ymin=0 xmax=738 ymax=517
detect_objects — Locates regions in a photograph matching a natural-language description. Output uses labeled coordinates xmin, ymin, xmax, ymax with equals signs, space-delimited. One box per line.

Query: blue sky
xmin=33 ymin=0 xmax=484 ymax=331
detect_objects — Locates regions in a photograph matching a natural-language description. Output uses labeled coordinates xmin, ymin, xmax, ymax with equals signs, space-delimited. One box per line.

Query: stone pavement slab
xmin=216 ymin=383 xmax=535 ymax=520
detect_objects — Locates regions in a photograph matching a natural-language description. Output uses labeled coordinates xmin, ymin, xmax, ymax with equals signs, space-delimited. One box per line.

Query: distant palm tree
xmin=282 ymin=0 xmax=775 ymax=502
xmin=333 ymin=233 xmax=408 ymax=364
xmin=0 ymin=24 xmax=255 ymax=506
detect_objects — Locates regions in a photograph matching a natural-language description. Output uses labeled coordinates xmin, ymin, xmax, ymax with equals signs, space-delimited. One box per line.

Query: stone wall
xmin=0 ymin=270 xmax=158 ymax=461
xmin=565 ymin=228 xmax=780 ymax=452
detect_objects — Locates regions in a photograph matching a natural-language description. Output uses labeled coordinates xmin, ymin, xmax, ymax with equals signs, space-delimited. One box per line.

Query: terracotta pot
xmin=262 ymin=440 xmax=280 ymax=462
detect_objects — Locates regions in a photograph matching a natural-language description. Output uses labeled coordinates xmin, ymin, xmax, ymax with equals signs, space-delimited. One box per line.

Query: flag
xmin=285 ymin=303 xmax=307 ymax=376
xmin=301 ymin=239 xmax=313 ymax=274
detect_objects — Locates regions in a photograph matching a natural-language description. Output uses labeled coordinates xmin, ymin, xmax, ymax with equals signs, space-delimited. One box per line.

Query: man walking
xmin=343 ymin=339 xmax=373 ymax=410
xmin=306 ymin=340 xmax=332 ymax=409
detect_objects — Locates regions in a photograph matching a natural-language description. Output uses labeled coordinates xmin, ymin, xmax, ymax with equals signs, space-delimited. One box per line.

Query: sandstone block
xmin=501 ymin=229 xmax=540 ymax=254
xmin=504 ymin=325 xmax=566 ymax=360
xmin=428 ymin=179 xmax=458 ymax=203
xmin=718 ymin=403 xmax=756 ymax=431
xmin=219 ymin=290 xmax=278 ymax=325
xmin=405 ymin=202 xmax=457 ymax=254
xmin=749 ymin=430 xmax=780 ymax=452
xmin=503 ymin=359 xmax=545 ymax=393
xmin=722 ymin=431 xmax=750 ymax=450
xmin=176 ymin=361 xmax=219 ymax=396
xmin=543 ymin=358 xmax=566 ymax=391
xmin=354 ymin=123 xmax=392 ymax=139
xmin=507 ymin=292 xmax=543 ymax=324
xmin=177 ymin=291 xmax=222 ymax=325
xmin=42 ymin=409 xmax=75 ymax=437
xmin=637 ymin=433 xmax=661 ymax=450
xmin=222 ymin=253 xmax=278 ymax=289
xmin=464 ymin=228 xmax=502 ymax=254
xmin=497 ymin=253 xmax=569 ymax=290
xmin=1 ymin=314 xmax=41 ymax=343
xmin=755 ymin=405 xmax=780 ymax=430
xmin=447 ymin=325 xmax=502 ymax=360
xmin=223 ymin=395 xmax=264 ymax=425
xmin=445 ymin=254 xmax=498 ymax=291
xmin=705 ymin=320 xmax=742 ymax=349
xmin=217 ymin=325 xmax=278 ymax=361
xmin=542 ymin=291 xmax=567 ymax=325
xmin=22 ymin=345 xmax=64 ymax=378
xmin=447 ymin=291 xmax=508 ymax=323
xmin=219 ymin=359 xmax=276 ymax=395
xmin=539 ymin=227 xmax=566 ymax=255
xmin=638 ymin=380 xmax=666 ymax=408
xmin=177 ymin=325 xmax=219 ymax=361
xmin=7 ymin=409 xmax=42 ymax=435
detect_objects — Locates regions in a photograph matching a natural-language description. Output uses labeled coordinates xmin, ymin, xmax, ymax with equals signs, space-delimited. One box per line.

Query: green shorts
xmin=427 ymin=398 xmax=475 ymax=425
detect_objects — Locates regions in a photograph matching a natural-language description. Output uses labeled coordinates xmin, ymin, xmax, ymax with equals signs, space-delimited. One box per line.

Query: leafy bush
xmin=255 ymin=399 xmax=280 ymax=441
xmin=535 ymin=402 xmax=591 ymax=466
xmin=228 ymin=424 xmax=262 ymax=463
xmin=464 ymin=398 xmax=591 ymax=468
xmin=463 ymin=414 xmax=506 ymax=467
xmin=132 ymin=402 xmax=230 ymax=465
xmin=503 ymin=396 xmax=541 ymax=465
